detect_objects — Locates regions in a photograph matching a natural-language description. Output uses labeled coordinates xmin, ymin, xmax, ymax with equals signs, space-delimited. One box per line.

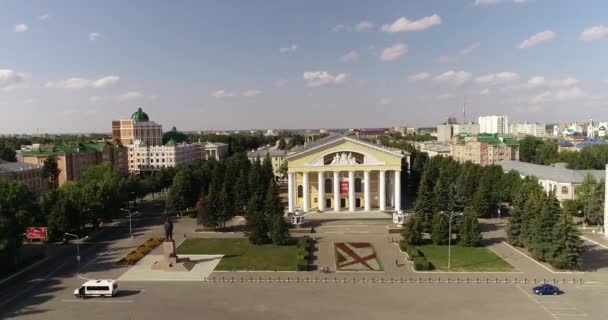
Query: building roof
xmin=204 ymin=142 xmax=228 ymax=148
xmin=131 ymin=107 xmax=149 ymax=122
xmin=497 ymin=160 xmax=604 ymax=184
xmin=20 ymin=143 xmax=106 ymax=156
xmin=247 ymin=148 xmax=288 ymax=158
xmin=0 ymin=162 xmax=43 ymax=174
xmin=163 ymin=127 xmax=188 ymax=144
xmin=286 ymin=133 xmax=407 ymax=161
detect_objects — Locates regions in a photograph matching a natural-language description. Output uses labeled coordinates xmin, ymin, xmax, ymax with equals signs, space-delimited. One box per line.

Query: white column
xmin=379 ymin=171 xmax=386 ymax=211
xmin=303 ymin=172 xmax=310 ymax=212
xmin=288 ymin=172 xmax=295 ymax=212
xmin=348 ymin=171 xmax=355 ymax=211
xmin=604 ymin=164 xmax=608 ymax=237
xmin=318 ymin=172 xmax=325 ymax=211
xmin=394 ymin=170 xmax=401 ymax=212
xmin=333 ymin=171 xmax=340 ymax=211
xmin=364 ymin=171 xmax=371 ymax=211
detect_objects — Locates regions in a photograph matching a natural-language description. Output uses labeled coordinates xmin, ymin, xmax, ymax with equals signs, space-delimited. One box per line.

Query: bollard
xmin=353 ymin=277 xmax=356 ymax=283
xmin=458 ymin=277 xmax=460 ymax=284
xmin=419 ymin=277 xmax=422 ymax=283
xmin=486 ymin=278 xmax=489 ymax=284
xmin=467 ymin=278 xmax=470 ymax=284
xmin=381 ymin=277 xmax=384 ymax=283
xmin=553 ymin=279 xmax=556 ymax=285
xmin=580 ymin=279 xmax=583 ymax=285
xmin=409 ymin=277 xmax=412 ymax=283
xmin=505 ymin=278 xmax=508 ymax=284
xmin=372 ymin=278 xmax=375 ymax=283
xmin=524 ymin=278 xmax=527 ymax=284
xmin=476 ymin=277 xmax=479 ymax=284
xmin=400 ymin=277 xmax=403 ymax=283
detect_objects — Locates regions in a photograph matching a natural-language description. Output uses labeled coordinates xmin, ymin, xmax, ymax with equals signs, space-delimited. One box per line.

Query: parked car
xmin=532 ymin=284 xmax=560 ymax=295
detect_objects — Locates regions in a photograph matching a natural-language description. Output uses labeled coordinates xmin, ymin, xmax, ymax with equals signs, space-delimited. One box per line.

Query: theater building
xmin=286 ymin=134 xmax=408 ymax=213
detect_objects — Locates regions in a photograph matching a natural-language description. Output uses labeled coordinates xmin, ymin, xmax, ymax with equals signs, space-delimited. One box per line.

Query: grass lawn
xmin=413 ymin=244 xmax=517 ymax=272
xmin=176 ymin=238 xmax=298 ymax=271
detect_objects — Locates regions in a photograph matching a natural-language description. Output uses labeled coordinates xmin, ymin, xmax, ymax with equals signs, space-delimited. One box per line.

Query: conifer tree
xmin=470 ymin=183 xmax=490 ymax=218
xmin=270 ymin=215 xmax=290 ymax=245
xmin=550 ymin=210 xmax=584 ymax=270
xmin=431 ymin=213 xmax=449 ymax=245
xmin=432 ymin=174 xmax=450 ymax=213
xmin=507 ymin=177 xmax=536 ymax=246
xmin=233 ymin=173 xmax=249 ymax=215
xmin=402 ymin=214 xmax=422 ymax=245
xmin=529 ymin=191 xmax=560 ymax=262
xmin=521 ymin=183 xmax=544 ymax=248
xmin=247 ymin=210 xmax=269 ymax=245
xmin=196 ymin=192 xmax=217 ymax=229
xmin=264 ymin=179 xmax=283 ymax=217
xmin=414 ymin=174 xmax=435 ymax=232
xmin=460 ymin=208 xmax=482 ymax=247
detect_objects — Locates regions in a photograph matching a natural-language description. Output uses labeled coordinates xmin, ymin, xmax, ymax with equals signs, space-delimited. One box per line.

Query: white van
xmin=74 ymin=279 xmax=119 ymax=298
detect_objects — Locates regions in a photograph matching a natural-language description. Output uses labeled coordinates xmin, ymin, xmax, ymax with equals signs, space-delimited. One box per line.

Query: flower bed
xmin=334 ymin=242 xmax=382 ymax=271
xmin=117 ymin=237 xmax=164 ymax=266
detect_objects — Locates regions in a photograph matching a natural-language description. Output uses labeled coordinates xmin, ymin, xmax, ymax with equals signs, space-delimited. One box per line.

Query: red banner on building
xmin=25 ymin=227 xmax=47 ymax=240
xmin=340 ymin=181 xmax=349 ymax=194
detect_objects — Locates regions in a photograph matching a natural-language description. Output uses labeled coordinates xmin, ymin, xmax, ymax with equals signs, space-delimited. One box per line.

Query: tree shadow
xmin=579 ymin=244 xmax=608 ymax=272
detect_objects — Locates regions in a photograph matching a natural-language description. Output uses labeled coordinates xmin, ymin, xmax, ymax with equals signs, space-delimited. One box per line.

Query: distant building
xmin=509 ymin=122 xmax=546 ymax=138
xmin=204 ymin=142 xmax=229 ymax=160
xmin=558 ymin=137 xmax=606 ymax=152
xmin=450 ymin=133 xmax=519 ymax=166
xmin=436 ymin=121 xmax=479 ymax=142
xmin=414 ymin=141 xmax=451 ymax=158
xmin=498 ymin=160 xmax=604 ymax=202
xmin=20 ymin=142 xmax=128 ymax=185
xmin=127 ymin=140 xmax=204 ymax=174
xmin=478 ymin=115 xmax=509 ymax=134
xmin=112 ymin=107 xmax=163 ymax=146
xmin=0 ymin=162 xmax=47 ymax=195
xmin=247 ymin=147 xmax=289 ymax=179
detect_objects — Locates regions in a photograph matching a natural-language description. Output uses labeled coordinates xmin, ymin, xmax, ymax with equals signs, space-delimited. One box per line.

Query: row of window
xmin=296 ymin=178 xmax=363 ymax=197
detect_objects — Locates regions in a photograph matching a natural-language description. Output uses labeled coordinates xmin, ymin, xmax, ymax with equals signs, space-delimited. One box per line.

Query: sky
xmin=0 ymin=0 xmax=607 ymax=134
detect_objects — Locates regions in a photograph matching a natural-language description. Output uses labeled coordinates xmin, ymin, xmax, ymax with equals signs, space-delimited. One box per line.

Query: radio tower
xmin=462 ymin=96 xmax=467 ymax=123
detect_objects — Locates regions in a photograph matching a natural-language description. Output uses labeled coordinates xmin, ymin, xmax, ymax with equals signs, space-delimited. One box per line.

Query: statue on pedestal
xmin=164 ymin=218 xmax=173 ymax=241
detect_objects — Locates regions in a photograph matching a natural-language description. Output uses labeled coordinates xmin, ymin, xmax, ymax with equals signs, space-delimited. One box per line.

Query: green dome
xmin=163 ymin=126 xmax=188 ymax=144
xmin=131 ymin=107 xmax=149 ymax=121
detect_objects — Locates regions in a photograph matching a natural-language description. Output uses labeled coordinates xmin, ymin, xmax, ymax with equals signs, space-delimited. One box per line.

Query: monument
xmin=152 ymin=217 xmax=191 ymax=271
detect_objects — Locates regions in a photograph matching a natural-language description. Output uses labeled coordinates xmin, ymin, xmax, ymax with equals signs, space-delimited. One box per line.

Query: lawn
xmin=413 ymin=244 xmax=517 ymax=272
xmin=176 ymin=238 xmax=299 ymax=271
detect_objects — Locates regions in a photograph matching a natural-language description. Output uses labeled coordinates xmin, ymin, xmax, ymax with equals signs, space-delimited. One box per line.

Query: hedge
xmin=412 ymin=256 xmax=434 ymax=271
xmin=117 ymin=237 xmax=165 ymax=266
xmin=295 ymin=237 xmax=311 ymax=271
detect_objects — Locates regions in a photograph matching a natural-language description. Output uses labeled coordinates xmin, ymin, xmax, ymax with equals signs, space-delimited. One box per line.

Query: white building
xmin=436 ymin=122 xmax=479 ymax=142
xmin=479 ymin=115 xmax=509 ymax=134
xmin=127 ymin=140 xmax=205 ymax=174
xmin=509 ymin=122 xmax=546 ymax=137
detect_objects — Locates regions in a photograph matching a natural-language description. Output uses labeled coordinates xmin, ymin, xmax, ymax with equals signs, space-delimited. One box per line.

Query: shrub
xmin=412 ymin=256 xmax=434 ymax=271
xmin=296 ymin=261 xmax=308 ymax=271
xmin=399 ymin=240 xmax=408 ymax=252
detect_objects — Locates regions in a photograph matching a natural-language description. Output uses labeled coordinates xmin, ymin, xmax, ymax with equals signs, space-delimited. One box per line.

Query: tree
xmin=278 ymin=138 xmax=287 ymax=150
xmin=431 ymin=213 xmax=449 ymax=245
xmin=166 ymin=168 xmax=197 ymax=212
xmin=196 ymin=192 xmax=218 ymax=229
xmin=0 ymin=147 xmax=16 ymax=162
xmin=414 ymin=174 xmax=435 ymax=232
xmin=460 ymin=209 xmax=482 ymax=247
xmin=278 ymin=160 xmax=289 ymax=181
xmin=402 ymin=215 xmax=422 ymax=245
xmin=42 ymin=156 xmax=61 ymax=187
xmin=263 ymin=180 xmax=283 ymax=218
xmin=550 ymin=210 xmax=584 ymax=270
xmin=233 ymin=173 xmax=249 ymax=215
xmin=529 ymin=191 xmax=560 ymax=262
xmin=470 ymin=183 xmax=491 ymax=218
xmin=247 ymin=210 xmax=269 ymax=245
xmin=270 ymin=215 xmax=290 ymax=245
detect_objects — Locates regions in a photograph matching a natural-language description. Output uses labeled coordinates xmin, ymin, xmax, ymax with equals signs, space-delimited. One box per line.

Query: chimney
xmin=604 ymin=164 xmax=608 ymax=238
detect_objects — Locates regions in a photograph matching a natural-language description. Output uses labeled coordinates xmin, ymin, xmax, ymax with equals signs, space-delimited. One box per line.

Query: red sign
xmin=340 ymin=181 xmax=349 ymax=194
xmin=26 ymin=227 xmax=47 ymax=240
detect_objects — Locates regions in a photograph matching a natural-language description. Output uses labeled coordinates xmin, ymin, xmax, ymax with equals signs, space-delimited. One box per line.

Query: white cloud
xmin=303 ymin=71 xmax=347 ymax=87
xmin=408 ymin=72 xmax=432 ymax=82
xmin=14 ymin=24 xmax=28 ymax=33
xmin=115 ymin=91 xmax=144 ymax=102
xmin=437 ymin=93 xmax=455 ymax=100
xmin=378 ymin=97 xmax=392 ymax=105
xmin=381 ymin=14 xmax=441 ymax=33
xmin=355 ymin=21 xmax=374 ymax=31
xmin=241 ymin=89 xmax=263 ymax=97
xmin=476 ymin=72 xmax=520 ymax=86
xmin=331 ymin=24 xmax=352 ymax=32
xmin=531 ymin=87 xmax=587 ymax=103
xmin=580 ymin=25 xmax=608 ymax=41
xmin=274 ymin=78 xmax=288 ymax=87
xmin=39 ymin=14 xmax=49 ymax=20
xmin=480 ymin=89 xmax=490 ymax=95
xmin=433 ymin=70 xmax=472 ymax=86
xmin=45 ymin=76 xmax=120 ymax=89
xmin=517 ymin=30 xmax=556 ymax=49
xmin=475 ymin=0 xmax=528 ymax=5
xmin=380 ymin=43 xmax=408 ymax=61
xmin=89 ymin=32 xmax=101 ymax=41
xmin=211 ymin=90 xmax=234 ymax=98
xmin=526 ymin=76 xmax=579 ymax=88
xmin=89 ymin=96 xmax=101 ymax=102
xmin=279 ymin=44 xmax=297 ymax=54
xmin=340 ymin=50 xmax=359 ymax=62
xmin=0 ymin=69 xmax=28 ymax=91
xmin=439 ymin=42 xmax=480 ymax=63
xmin=23 ymin=98 xmax=37 ymax=104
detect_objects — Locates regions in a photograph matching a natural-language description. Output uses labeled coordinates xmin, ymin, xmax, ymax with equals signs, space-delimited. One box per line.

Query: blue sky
xmin=1 ymin=0 xmax=607 ymax=133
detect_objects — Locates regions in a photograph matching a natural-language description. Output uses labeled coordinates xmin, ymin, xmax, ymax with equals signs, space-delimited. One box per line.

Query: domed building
xmin=163 ymin=126 xmax=188 ymax=144
xmin=112 ymin=107 xmax=163 ymax=146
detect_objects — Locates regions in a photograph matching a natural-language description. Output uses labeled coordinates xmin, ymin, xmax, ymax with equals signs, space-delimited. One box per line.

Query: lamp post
xmin=120 ymin=208 xmax=138 ymax=239
xmin=64 ymin=233 xmax=88 ymax=271
xmin=440 ymin=211 xmax=463 ymax=271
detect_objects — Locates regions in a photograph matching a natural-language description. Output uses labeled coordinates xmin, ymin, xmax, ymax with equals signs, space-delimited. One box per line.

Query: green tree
xmin=460 ymin=209 xmax=482 ymax=247
xmin=550 ymin=210 xmax=584 ymax=270
xmin=431 ymin=213 xmax=449 ymax=245
xmin=529 ymin=191 xmax=560 ymax=262
xmin=402 ymin=214 xmax=422 ymax=245
xmin=414 ymin=174 xmax=435 ymax=232
xmin=247 ymin=210 xmax=269 ymax=245
xmin=278 ymin=138 xmax=287 ymax=150
xmin=470 ymin=183 xmax=490 ymax=218
xmin=166 ymin=168 xmax=197 ymax=212
xmin=233 ymin=173 xmax=249 ymax=215
xmin=0 ymin=147 xmax=16 ymax=162
xmin=41 ymin=156 xmax=61 ymax=188
xmin=263 ymin=180 xmax=283 ymax=217
xmin=278 ymin=160 xmax=289 ymax=181
xmin=270 ymin=215 xmax=290 ymax=245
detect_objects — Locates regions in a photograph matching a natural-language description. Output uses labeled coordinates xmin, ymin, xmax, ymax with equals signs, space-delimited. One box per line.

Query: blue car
xmin=532 ymin=284 xmax=560 ymax=295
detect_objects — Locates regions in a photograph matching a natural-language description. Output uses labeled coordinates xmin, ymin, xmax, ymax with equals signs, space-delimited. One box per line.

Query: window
xmin=86 ymin=286 xmax=110 ymax=291
xmin=324 ymin=178 xmax=333 ymax=193
xmin=297 ymin=185 xmax=303 ymax=198
xmin=561 ymin=186 xmax=569 ymax=195
xmin=355 ymin=178 xmax=362 ymax=193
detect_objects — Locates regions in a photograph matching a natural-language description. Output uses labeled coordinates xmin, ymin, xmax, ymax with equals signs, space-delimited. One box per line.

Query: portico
xmin=286 ymin=134 xmax=408 ymax=213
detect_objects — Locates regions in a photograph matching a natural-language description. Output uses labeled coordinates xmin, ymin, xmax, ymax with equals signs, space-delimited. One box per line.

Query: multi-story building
xmin=498 ymin=160 xmax=604 ymax=202
xmin=414 ymin=141 xmax=451 ymax=158
xmin=20 ymin=142 xmax=128 ymax=185
xmin=247 ymin=147 xmax=289 ymax=179
xmin=450 ymin=133 xmax=519 ymax=166
xmin=112 ymin=107 xmax=163 ymax=146
xmin=478 ymin=115 xmax=509 ymax=134
xmin=127 ymin=140 xmax=205 ymax=174
xmin=0 ymin=162 xmax=47 ymax=195
xmin=509 ymin=122 xmax=546 ymax=138
xmin=436 ymin=121 xmax=479 ymax=142
xmin=204 ymin=142 xmax=229 ymax=160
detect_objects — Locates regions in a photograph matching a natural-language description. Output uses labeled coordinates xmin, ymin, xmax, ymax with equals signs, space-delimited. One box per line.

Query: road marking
xmin=81 ymin=237 xmax=134 ymax=269
xmin=551 ymin=314 xmax=587 ymax=317
xmin=550 ymin=307 xmax=576 ymax=310
xmin=0 ymin=262 xmax=66 ymax=309
xmin=502 ymin=242 xmax=581 ymax=274
xmin=515 ymin=285 xmax=559 ymax=320
xmin=61 ymin=299 xmax=133 ymax=303
xmin=580 ymin=236 xmax=608 ymax=250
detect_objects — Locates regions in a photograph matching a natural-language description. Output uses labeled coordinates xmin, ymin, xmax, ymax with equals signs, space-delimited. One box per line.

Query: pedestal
xmin=163 ymin=240 xmax=178 ymax=265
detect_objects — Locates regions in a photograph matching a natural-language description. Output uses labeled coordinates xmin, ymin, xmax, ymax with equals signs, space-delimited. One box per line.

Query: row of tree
xmin=507 ymin=177 xmax=585 ymax=269
xmin=519 ymin=136 xmax=608 ymax=170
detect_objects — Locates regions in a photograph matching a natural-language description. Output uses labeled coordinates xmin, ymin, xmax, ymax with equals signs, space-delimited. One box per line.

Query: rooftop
xmin=497 ymin=160 xmax=604 ymax=184
xmin=0 ymin=162 xmax=43 ymax=174
xmin=247 ymin=148 xmax=289 ymax=158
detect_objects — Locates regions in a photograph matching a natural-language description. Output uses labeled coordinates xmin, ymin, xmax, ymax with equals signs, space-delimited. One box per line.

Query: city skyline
xmin=1 ymin=0 xmax=608 ymax=134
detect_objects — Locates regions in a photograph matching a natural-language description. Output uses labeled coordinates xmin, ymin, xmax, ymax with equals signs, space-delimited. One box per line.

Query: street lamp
xmin=120 ymin=208 xmax=139 ymax=239
xmin=64 ymin=233 xmax=88 ymax=271
xmin=440 ymin=211 xmax=463 ymax=271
